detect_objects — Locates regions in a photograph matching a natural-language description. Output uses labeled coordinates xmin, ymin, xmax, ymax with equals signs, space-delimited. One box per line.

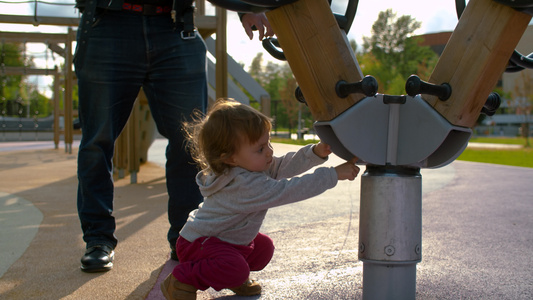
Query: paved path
xmin=0 ymin=140 xmax=532 ymax=299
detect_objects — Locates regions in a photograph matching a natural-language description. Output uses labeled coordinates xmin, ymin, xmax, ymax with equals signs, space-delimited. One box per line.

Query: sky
xmin=230 ymin=0 xmax=461 ymax=67
xmin=0 ymin=0 xmax=463 ymax=70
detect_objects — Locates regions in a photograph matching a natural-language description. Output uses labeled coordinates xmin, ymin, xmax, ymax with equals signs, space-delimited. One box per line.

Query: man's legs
xmin=141 ymin=16 xmax=207 ymax=252
xmin=75 ymin=10 xmax=150 ymax=271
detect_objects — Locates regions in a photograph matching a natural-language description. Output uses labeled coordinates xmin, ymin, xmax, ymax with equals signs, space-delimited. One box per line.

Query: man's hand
xmin=241 ymin=13 xmax=274 ymax=40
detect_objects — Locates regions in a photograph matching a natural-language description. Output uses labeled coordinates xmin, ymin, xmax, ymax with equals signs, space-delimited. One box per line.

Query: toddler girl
xmin=161 ymin=99 xmax=359 ymax=300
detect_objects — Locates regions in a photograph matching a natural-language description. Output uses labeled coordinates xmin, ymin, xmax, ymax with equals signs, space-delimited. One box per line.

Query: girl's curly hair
xmin=183 ymin=99 xmax=272 ymax=175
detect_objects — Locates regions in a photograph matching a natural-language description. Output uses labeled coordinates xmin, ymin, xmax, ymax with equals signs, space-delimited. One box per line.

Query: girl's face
xmin=227 ymin=131 xmax=273 ymax=172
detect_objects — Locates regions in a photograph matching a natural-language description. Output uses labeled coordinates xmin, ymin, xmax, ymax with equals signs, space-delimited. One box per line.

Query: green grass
xmin=468 ymin=136 xmax=527 ymax=145
xmin=271 ymin=137 xmax=319 ymax=146
xmin=457 ymin=147 xmax=533 ymax=168
xmin=272 ymin=136 xmax=533 ymax=168
xmin=458 ymin=137 xmax=532 ymax=168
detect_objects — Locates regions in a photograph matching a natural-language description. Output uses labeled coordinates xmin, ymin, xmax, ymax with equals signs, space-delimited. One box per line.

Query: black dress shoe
xmin=170 ymin=246 xmax=178 ymax=261
xmin=80 ymin=245 xmax=114 ymax=273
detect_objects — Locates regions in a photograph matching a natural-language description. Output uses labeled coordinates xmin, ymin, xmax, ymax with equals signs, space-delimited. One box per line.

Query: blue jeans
xmin=74 ymin=9 xmax=207 ymax=249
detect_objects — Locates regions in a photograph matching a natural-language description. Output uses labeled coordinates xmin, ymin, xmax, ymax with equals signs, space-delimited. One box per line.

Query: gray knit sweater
xmin=179 ymin=144 xmax=338 ymax=246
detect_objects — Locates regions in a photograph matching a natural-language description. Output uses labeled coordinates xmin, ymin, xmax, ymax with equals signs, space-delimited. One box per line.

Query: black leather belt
xmin=122 ymin=2 xmax=172 ymax=15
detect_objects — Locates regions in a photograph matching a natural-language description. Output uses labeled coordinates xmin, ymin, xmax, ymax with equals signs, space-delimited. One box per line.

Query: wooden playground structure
xmin=2 ymin=0 xmax=533 ymax=298
xmin=207 ymin=0 xmax=533 ymax=299
xmin=0 ymin=0 xmax=232 ymax=182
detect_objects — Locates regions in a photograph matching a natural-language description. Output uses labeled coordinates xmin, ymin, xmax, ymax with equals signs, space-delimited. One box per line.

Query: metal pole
xmin=359 ymin=165 xmax=422 ymax=300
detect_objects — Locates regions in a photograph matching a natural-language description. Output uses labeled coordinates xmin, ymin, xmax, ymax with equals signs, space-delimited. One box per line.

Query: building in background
xmin=418 ymin=26 xmax=533 ymax=137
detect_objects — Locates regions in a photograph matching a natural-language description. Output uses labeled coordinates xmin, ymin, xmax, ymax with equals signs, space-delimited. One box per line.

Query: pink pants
xmin=172 ymin=233 xmax=275 ymax=291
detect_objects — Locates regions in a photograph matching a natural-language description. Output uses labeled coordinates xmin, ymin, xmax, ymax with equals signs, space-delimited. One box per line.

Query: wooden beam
xmin=0 ymin=15 xmax=80 ymax=27
xmin=48 ymin=43 xmax=66 ymax=57
xmin=425 ymin=0 xmax=531 ymax=128
xmin=0 ymin=31 xmax=71 ymax=43
xmin=0 ymin=14 xmax=217 ymax=38
xmin=215 ymin=7 xmax=228 ymax=100
xmin=63 ymin=27 xmax=75 ymax=152
xmin=0 ymin=66 xmax=57 ymax=76
xmin=266 ymin=0 xmax=364 ymax=121
xmin=53 ymin=71 xmax=61 ymax=149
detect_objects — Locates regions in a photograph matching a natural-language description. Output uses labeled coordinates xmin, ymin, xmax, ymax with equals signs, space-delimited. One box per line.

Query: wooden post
xmin=425 ymin=0 xmax=531 ymax=128
xmin=114 ymin=127 xmax=128 ymax=179
xmin=266 ymin=0 xmax=364 ymax=121
xmin=64 ymin=27 xmax=75 ymax=153
xmin=53 ymin=68 xmax=60 ymax=149
xmin=127 ymin=100 xmax=140 ymax=184
xmin=215 ymin=7 xmax=228 ymax=100
xmin=260 ymin=95 xmax=271 ymax=117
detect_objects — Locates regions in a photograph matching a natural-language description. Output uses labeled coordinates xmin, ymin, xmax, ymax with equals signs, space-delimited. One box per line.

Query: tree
xmin=248 ymin=53 xmax=286 ymax=102
xmin=248 ymin=52 xmax=265 ymax=84
xmin=512 ymin=71 xmax=533 ymax=147
xmin=278 ymin=63 xmax=299 ymax=136
xmin=1 ymin=43 xmax=25 ymax=116
xmin=360 ymin=9 xmax=438 ymax=95
xmin=247 ymin=53 xmax=314 ymax=138
xmin=0 ymin=42 xmax=51 ymax=118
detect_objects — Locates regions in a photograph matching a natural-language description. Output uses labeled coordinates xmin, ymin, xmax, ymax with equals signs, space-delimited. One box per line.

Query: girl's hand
xmin=313 ymin=142 xmax=332 ymax=159
xmin=334 ymin=157 xmax=360 ymax=181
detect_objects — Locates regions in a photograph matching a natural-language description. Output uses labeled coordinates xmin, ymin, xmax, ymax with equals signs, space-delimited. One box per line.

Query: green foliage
xmin=359 ymin=9 xmax=438 ymax=94
xmin=1 ymin=42 xmax=52 ymax=118
xmin=248 ymin=53 xmax=314 ymax=138
xmin=247 ymin=9 xmax=440 ymax=137
xmin=363 ymin=10 xmax=421 ymax=64
xmin=1 ymin=43 xmax=27 ymax=67
xmin=509 ymin=71 xmax=533 ymax=145
xmin=30 ymin=90 xmax=52 ymax=117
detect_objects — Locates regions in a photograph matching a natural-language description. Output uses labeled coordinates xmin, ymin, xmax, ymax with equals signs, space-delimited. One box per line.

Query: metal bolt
xmin=384 ymin=245 xmax=395 ymax=256
xmin=415 ymin=244 xmax=421 ymax=255
xmin=359 ymin=242 xmax=365 ymax=253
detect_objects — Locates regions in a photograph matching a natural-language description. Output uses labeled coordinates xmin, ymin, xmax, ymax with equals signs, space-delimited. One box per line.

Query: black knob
xmin=294 ymin=86 xmax=307 ymax=105
xmin=336 ymin=75 xmax=378 ymax=98
xmin=481 ymin=92 xmax=501 ymax=116
xmin=405 ymin=75 xmax=451 ymax=101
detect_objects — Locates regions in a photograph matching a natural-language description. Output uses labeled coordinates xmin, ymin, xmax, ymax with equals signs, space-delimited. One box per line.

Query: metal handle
xmin=258 ymin=0 xmax=360 ymax=60
xmin=262 ymin=38 xmax=286 ymax=60
xmin=336 ymin=75 xmax=379 ymax=98
xmin=405 ymin=75 xmax=451 ymax=101
xmin=481 ymin=92 xmax=501 ymax=116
